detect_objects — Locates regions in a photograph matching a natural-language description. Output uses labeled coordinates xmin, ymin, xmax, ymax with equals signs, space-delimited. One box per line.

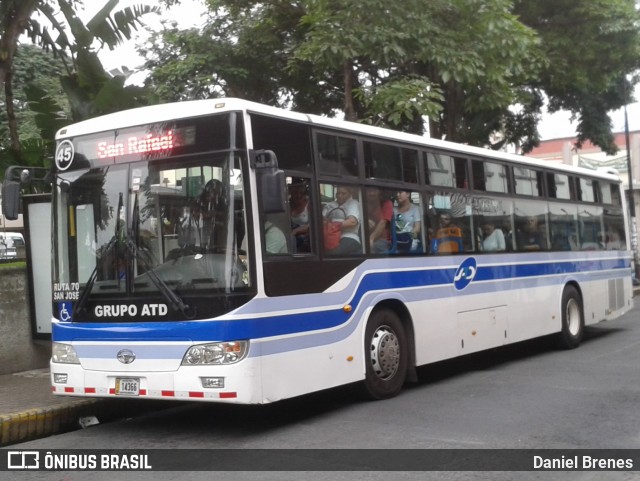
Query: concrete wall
xmin=0 ymin=265 xmax=49 ymax=374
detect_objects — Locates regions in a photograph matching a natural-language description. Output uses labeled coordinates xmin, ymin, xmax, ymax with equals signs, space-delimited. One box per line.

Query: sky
xmin=79 ymin=0 xmax=640 ymax=142
xmin=539 ymin=100 xmax=640 ymax=141
xmin=81 ymin=0 xmax=207 ymax=83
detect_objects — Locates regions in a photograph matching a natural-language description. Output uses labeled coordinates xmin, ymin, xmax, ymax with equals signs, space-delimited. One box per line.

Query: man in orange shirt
xmin=430 ymin=212 xmax=463 ymax=254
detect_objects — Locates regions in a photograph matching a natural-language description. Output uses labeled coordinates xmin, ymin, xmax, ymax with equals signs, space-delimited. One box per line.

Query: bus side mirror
xmin=251 ymin=150 xmax=286 ymax=214
xmin=1 ymin=179 xmax=21 ymax=220
xmin=2 ymin=165 xmax=53 ymax=220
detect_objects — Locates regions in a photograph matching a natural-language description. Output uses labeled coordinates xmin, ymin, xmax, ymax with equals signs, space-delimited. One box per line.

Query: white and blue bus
xmin=44 ymin=98 xmax=631 ymax=403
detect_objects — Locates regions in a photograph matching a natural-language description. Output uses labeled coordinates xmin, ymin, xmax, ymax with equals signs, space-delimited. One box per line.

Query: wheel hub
xmin=370 ymin=326 xmax=400 ymax=379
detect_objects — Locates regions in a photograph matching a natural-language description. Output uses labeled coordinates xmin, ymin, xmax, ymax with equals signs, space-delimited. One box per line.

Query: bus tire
xmin=557 ymin=285 xmax=584 ymax=349
xmin=363 ymin=308 xmax=408 ymax=400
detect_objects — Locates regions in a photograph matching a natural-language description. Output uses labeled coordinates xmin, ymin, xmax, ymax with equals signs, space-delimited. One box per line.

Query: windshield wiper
xmin=124 ymin=237 xmax=194 ymax=318
xmin=75 ymin=192 xmax=193 ymax=319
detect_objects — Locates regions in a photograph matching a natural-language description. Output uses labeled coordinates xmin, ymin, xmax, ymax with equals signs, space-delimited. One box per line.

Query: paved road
xmin=8 ymin=299 xmax=640 ymax=481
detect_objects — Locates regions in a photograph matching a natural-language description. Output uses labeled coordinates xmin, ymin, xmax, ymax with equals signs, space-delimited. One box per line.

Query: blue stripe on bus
xmin=53 ymin=255 xmax=631 ymax=345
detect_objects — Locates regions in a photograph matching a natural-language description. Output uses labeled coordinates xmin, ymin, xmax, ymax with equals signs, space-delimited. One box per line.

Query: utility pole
xmin=624 ymin=105 xmax=639 ymax=279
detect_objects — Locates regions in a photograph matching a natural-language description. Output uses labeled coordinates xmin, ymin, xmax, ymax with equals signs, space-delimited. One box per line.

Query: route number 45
xmin=55 ymin=140 xmax=74 ymax=171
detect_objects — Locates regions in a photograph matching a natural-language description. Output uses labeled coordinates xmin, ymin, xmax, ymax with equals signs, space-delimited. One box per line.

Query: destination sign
xmin=97 ymin=131 xmax=175 ymax=159
xmin=71 ymin=124 xmax=197 ymax=165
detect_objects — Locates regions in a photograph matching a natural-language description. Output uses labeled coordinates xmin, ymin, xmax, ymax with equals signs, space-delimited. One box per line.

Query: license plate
xmin=115 ymin=378 xmax=140 ymax=396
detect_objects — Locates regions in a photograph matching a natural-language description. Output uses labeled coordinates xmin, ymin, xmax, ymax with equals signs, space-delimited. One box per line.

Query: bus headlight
xmin=52 ymin=342 xmax=80 ymax=364
xmin=182 ymin=341 xmax=249 ymax=365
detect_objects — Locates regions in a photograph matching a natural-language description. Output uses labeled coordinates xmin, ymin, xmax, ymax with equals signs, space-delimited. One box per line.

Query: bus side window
xmin=316 ymin=133 xmax=358 ymax=177
xmin=579 ymin=206 xmax=604 ymax=251
xmin=251 ymin=114 xmax=313 ymax=173
xmin=549 ymin=203 xmax=579 ymax=251
xmin=603 ymin=209 xmax=625 ymax=250
xmin=514 ymin=167 xmax=543 ymax=197
xmin=426 ymin=153 xmax=468 ymax=189
xmin=364 ymin=142 xmax=401 ymax=180
xmin=600 ymin=181 xmax=621 ymax=206
xmin=514 ymin=200 xmax=549 ymax=251
xmin=426 ymin=192 xmax=471 ymax=254
xmin=472 ymin=160 xmax=508 ymax=193
xmin=603 ymin=201 xmax=625 ymax=250
xmin=547 ymin=173 xmax=571 ymax=200
xmin=471 ymin=196 xmax=512 ymax=253
xmin=579 ymin=177 xmax=597 ymax=203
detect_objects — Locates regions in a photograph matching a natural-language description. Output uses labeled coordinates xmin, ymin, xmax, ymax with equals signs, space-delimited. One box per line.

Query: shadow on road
xmin=414 ymin=323 xmax=625 ymax=386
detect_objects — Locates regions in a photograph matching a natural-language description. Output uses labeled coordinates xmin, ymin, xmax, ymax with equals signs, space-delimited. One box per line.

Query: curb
xmin=0 ymin=397 xmax=179 ymax=447
xmin=0 ymin=399 xmax=105 ymax=446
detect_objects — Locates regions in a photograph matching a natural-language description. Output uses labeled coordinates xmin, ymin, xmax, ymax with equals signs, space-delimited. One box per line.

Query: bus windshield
xmin=53 ymin=153 xmax=251 ymax=322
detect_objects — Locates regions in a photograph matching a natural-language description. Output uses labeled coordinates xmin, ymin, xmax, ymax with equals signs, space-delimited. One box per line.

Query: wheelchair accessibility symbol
xmin=58 ymin=302 xmax=72 ymax=322
xmin=453 ymin=257 xmax=477 ymax=290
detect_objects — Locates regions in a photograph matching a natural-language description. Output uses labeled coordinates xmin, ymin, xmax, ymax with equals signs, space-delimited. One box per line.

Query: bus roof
xmin=56 ymin=98 xmax=621 ymax=182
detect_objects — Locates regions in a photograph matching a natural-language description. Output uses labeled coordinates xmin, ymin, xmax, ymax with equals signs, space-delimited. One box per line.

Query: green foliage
xmin=1 ymin=138 xmax=50 ymax=167
xmin=38 ymin=0 xmax=161 ymax=122
xmin=33 ymin=0 xmax=161 ymax=60
xmin=145 ymin=0 xmax=549 ymax=147
xmin=0 ymin=0 xmax=161 ymax=174
xmin=514 ymin=0 xmax=640 ymax=154
xmin=0 ymin=44 xmax=68 ymax=142
xmin=89 ymin=0 xmax=159 ymax=49
xmin=16 ymin=0 xmax=161 ymax=122
xmin=141 ymin=26 xmax=224 ymax=101
xmin=142 ymin=1 xmax=341 ymax=114
xmin=297 ymin=0 xmax=420 ymax=68
xmin=24 ymin=84 xmax=68 ymax=149
xmin=0 ymin=44 xmax=69 ymax=173
xmin=355 ymin=78 xmax=444 ymax=133
xmin=2 ymin=0 xmax=633 ymax=161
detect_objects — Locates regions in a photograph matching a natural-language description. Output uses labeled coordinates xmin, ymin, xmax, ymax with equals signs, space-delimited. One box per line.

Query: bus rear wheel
xmin=557 ymin=285 xmax=584 ymax=349
xmin=363 ymin=308 xmax=408 ymax=400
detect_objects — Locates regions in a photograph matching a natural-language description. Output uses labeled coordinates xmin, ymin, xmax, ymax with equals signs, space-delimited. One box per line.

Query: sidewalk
xmin=0 ymin=369 xmax=174 ymax=446
xmin=0 ymin=368 xmax=95 ymax=446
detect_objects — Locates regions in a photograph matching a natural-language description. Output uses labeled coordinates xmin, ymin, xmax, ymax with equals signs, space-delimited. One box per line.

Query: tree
xmin=0 ymin=0 xmax=160 ymax=170
xmin=28 ymin=0 xmax=161 ymax=122
xmin=296 ymin=0 xmax=542 ymax=142
xmin=0 ymin=45 xmax=67 ymax=142
xmin=142 ymin=0 xmax=640 ymax=152
xmin=0 ymin=44 xmax=69 ymax=169
xmin=142 ymin=0 xmax=542 ymax=143
xmin=0 ymin=1 xmax=40 ymax=155
xmin=514 ymin=0 xmax=640 ymax=154
xmin=140 ymin=0 xmax=341 ymax=114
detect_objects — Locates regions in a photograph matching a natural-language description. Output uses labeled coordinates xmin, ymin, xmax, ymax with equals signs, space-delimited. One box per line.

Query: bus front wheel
xmin=363 ymin=308 xmax=408 ymax=400
xmin=557 ymin=285 xmax=584 ymax=349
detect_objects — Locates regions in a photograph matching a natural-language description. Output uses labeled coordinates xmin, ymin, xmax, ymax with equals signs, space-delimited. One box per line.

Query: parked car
xmin=0 ymin=232 xmax=24 ymax=259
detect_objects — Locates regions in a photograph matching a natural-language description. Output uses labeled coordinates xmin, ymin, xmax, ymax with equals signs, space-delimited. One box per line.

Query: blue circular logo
xmin=454 ymin=257 xmax=477 ymax=290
